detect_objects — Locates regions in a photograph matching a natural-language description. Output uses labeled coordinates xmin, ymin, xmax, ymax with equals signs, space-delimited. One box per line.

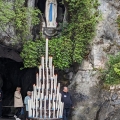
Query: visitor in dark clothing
xmin=0 ymin=88 xmax=3 ymax=118
xmin=61 ymin=87 xmax=74 ymax=120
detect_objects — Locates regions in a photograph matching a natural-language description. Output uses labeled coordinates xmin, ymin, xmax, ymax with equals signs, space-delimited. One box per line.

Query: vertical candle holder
xmin=28 ymin=38 xmax=64 ymax=119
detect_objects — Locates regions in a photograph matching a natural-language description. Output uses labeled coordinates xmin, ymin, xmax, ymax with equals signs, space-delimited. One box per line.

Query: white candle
xmin=33 ymin=101 xmax=35 ymax=117
xmin=39 ymin=65 xmax=41 ymax=81
xmin=46 ymin=38 xmax=48 ymax=67
xmin=55 ymin=74 xmax=58 ymax=88
xmin=36 ymin=98 xmax=38 ymax=118
xmin=36 ymin=73 xmax=39 ymax=89
xmin=46 ymin=67 xmax=48 ymax=99
xmin=33 ymin=85 xmax=36 ymax=102
xmin=43 ymin=72 xmax=44 ymax=87
xmin=49 ymin=56 xmax=51 ymax=68
xmin=44 ymin=96 xmax=46 ymax=118
xmin=56 ymin=87 xmax=59 ymax=101
xmin=60 ymin=102 xmax=63 ymax=118
xmin=51 ymin=57 xmax=52 ymax=67
xmin=53 ymin=77 xmax=56 ymax=94
xmin=41 ymin=57 xmax=44 ymax=68
xmin=53 ymin=102 xmax=55 ymax=118
xmin=49 ymin=56 xmax=53 ymax=68
xmin=57 ymin=102 xmax=60 ymax=118
xmin=50 ymin=78 xmax=53 ymax=99
xmin=49 ymin=94 xmax=51 ymax=118
xmin=52 ymin=94 xmax=55 ymax=109
xmin=42 ymin=84 xmax=44 ymax=100
xmin=42 ymin=57 xmax=45 ymax=86
xmin=59 ymin=93 xmax=61 ymax=103
xmin=40 ymin=94 xmax=42 ymax=107
xmin=28 ymin=99 xmax=32 ymax=117
xmin=52 ymin=65 xmax=54 ymax=77
xmin=38 ymin=87 xmax=40 ymax=99
xmin=40 ymin=98 xmax=42 ymax=118
xmin=61 ymin=102 xmax=64 ymax=118
xmin=56 ymin=99 xmax=58 ymax=110
xmin=58 ymin=83 xmax=60 ymax=93
xmin=31 ymin=91 xmax=33 ymax=102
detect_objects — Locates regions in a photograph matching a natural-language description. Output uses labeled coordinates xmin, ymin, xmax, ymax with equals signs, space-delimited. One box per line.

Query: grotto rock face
xmin=0 ymin=0 xmax=35 ymax=50
xmin=69 ymin=0 xmax=120 ymax=120
xmin=0 ymin=44 xmax=22 ymax=62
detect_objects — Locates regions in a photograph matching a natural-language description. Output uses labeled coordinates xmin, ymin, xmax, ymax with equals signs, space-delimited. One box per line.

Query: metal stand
xmin=30 ymin=118 xmax=62 ymax=120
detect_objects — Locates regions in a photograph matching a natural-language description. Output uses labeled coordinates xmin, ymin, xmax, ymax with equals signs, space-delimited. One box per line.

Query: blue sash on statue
xmin=49 ymin=3 xmax=53 ymax=22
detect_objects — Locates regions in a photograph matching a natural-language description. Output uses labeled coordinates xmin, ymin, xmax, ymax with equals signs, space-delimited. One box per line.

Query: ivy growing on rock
xmin=116 ymin=15 xmax=120 ymax=34
xmin=21 ymin=0 xmax=99 ymax=69
xmin=0 ymin=0 xmax=40 ymax=42
xmin=104 ymin=53 xmax=120 ymax=85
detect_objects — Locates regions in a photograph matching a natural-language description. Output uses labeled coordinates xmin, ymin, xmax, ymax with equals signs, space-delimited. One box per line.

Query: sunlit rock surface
xmin=69 ymin=0 xmax=120 ymax=120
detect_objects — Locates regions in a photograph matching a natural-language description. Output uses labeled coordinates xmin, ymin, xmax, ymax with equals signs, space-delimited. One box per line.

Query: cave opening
xmin=0 ymin=58 xmax=37 ymax=117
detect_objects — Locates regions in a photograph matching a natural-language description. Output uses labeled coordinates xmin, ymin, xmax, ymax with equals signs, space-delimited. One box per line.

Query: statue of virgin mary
xmin=45 ymin=0 xmax=57 ymax=28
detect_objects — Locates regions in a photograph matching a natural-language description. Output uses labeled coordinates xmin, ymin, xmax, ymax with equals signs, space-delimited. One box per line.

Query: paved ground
xmin=0 ymin=117 xmax=15 ymax=120
xmin=0 ymin=118 xmax=15 ymax=120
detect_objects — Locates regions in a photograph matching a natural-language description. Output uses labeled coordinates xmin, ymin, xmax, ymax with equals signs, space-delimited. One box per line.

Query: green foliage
xmin=21 ymin=0 xmax=99 ymax=69
xmin=20 ymin=39 xmax=45 ymax=68
xmin=0 ymin=0 xmax=40 ymax=42
xmin=116 ymin=15 xmax=120 ymax=34
xmin=104 ymin=53 xmax=120 ymax=85
xmin=48 ymin=36 xmax=72 ymax=69
xmin=64 ymin=0 xmax=99 ymax=63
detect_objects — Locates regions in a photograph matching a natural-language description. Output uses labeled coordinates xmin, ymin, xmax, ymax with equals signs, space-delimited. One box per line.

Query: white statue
xmin=45 ymin=0 xmax=57 ymax=28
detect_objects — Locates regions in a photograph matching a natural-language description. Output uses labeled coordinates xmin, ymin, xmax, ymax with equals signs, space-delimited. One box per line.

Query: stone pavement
xmin=0 ymin=117 xmax=15 ymax=120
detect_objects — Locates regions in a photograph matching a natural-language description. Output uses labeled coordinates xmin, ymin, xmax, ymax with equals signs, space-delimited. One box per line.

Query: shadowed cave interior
xmin=0 ymin=58 xmax=37 ymax=117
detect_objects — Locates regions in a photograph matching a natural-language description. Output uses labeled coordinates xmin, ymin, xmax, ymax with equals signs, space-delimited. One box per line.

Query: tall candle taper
xmin=53 ymin=102 xmax=55 ymax=118
xmin=52 ymin=65 xmax=54 ymax=77
xmin=49 ymin=94 xmax=51 ymax=118
xmin=45 ymin=38 xmax=48 ymax=67
xmin=33 ymin=85 xmax=36 ymax=102
xmin=51 ymin=78 xmax=53 ymax=99
xmin=44 ymin=96 xmax=46 ymax=118
xmin=42 ymin=57 xmax=45 ymax=87
xmin=28 ymin=99 xmax=32 ymax=117
xmin=36 ymin=98 xmax=38 ymax=117
xmin=40 ymin=98 xmax=42 ymax=118
xmin=57 ymin=101 xmax=60 ymax=118
xmin=36 ymin=73 xmax=39 ymax=89
xmin=32 ymin=101 xmax=35 ymax=117
xmin=53 ymin=77 xmax=56 ymax=94
xmin=39 ymin=65 xmax=41 ymax=81
xmin=49 ymin=56 xmax=52 ymax=68
xmin=46 ymin=67 xmax=48 ymax=99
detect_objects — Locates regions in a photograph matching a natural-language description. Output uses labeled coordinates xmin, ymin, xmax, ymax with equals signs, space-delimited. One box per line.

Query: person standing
xmin=14 ymin=87 xmax=23 ymax=118
xmin=61 ymin=87 xmax=74 ymax=120
xmin=24 ymin=91 xmax=32 ymax=120
xmin=0 ymin=88 xmax=3 ymax=118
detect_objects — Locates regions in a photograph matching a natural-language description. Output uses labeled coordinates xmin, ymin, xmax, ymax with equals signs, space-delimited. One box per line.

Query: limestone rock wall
xmin=0 ymin=0 xmax=35 ymax=50
xmin=69 ymin=0 xmax=120 ymax=120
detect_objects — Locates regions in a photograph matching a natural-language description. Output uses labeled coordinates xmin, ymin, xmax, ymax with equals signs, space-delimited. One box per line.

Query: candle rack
xmin=28 ymin=38 xmax=64 ymax=119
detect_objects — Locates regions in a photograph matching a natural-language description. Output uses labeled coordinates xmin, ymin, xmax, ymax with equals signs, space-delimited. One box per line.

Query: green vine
xmin=103 ymin=53 xmax=120 ymax=85
xmin=21 ymin=0 xmax=99 ymax=69
xmin=0 ymin=0 xmax=40 ymax=43
xmin=116 ymin=15 xmax=120 ymax=34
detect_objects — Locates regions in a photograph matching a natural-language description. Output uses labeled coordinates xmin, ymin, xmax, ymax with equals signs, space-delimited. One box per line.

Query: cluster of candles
xmin=28 ymin=39 xmax=64 ymax=119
